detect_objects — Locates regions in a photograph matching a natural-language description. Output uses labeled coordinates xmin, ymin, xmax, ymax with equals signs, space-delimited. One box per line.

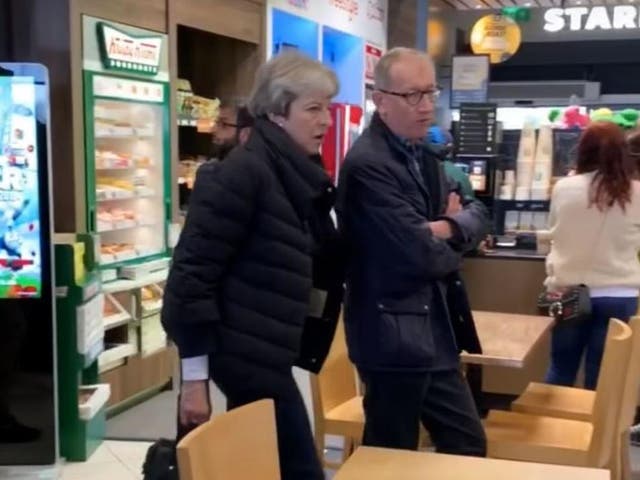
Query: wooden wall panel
xmin=72 ymin=0 xmax=168 ymax=33
xmin=177 ymin=26 xmax=260 ymax=101
xmin=388 ymin=0 xmax=418 ymax=49
xmin=174 ymin=0 xmax=263 ymax=45
xmin=9 ymin=0 xmax=77 ymax=232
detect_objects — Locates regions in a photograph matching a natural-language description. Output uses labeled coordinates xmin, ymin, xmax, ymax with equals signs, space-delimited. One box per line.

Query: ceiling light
xmin=475 ymin=4 xmax=482 ymax=8
xmin=524 ymin=2 xmax=531 ymax=5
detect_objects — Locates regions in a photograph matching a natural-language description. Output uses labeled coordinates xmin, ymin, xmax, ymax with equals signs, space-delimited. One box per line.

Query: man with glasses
xmin=337 ymin=47 xmax=488 ymax=455
xmin=210 ymin=100 xmax=253 ymax=161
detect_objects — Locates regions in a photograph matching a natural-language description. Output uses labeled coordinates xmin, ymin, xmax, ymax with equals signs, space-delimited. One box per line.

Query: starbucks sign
xmin=544 ymin=6 xmax=640 ymax=32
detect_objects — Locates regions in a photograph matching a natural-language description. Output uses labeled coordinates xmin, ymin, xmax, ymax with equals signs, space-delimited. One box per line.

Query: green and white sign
xmin=97 ymin=22 xmax=162 ymax=75
xmin=82 ymin=16 xmax=169 ymax=81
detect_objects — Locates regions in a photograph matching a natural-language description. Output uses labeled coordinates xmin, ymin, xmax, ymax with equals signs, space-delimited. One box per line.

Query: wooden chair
xmin=310 ymin=317 xmax=431 ymax=469
xmin=511 ymin=316 xmax=640 ymax=479
xmin=512 ymin=316 xmax=640 ymax=421
xmin=310 ymin=318 xmax=364 ymax=469
xmin=176 ymin=399 xmax=280 ymax=480
xmin=484 ymin=318 xmax=633 ymax=480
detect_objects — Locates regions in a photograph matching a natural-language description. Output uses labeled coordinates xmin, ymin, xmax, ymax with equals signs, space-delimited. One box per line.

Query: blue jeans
xmin=545 ymin=296 xmax=639 ymax=390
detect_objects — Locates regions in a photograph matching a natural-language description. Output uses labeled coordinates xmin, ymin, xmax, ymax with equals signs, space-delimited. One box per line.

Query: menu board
xmin=457 ymin=103 xmax=498 ymax=156
xmin=451 ymin=55 xmax=489 ymax=108
xmin=0 ymin=77 xmax=42 ymax=298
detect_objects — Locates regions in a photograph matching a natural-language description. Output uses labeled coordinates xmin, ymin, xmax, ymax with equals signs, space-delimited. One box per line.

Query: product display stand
xmin=98 ymin=268 xmax=173 ymax=415
xmin=55 ymin=233 xmax=110 ymax=461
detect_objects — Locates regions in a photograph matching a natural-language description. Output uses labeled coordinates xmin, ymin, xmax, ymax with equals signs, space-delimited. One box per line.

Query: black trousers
xmin=209 ymin=358 xmax=324 ymax=480
xmin=359 ymin=368 xmax=487 ymax=456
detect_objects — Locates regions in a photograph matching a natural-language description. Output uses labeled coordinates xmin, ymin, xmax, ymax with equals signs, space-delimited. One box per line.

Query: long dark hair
xmin=576 ymin=122 xmax=634 ymax=211
xmin=627 ymin=128 xmax=640 ymax=179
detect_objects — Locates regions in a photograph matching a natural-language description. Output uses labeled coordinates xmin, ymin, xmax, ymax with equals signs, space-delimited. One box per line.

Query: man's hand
xmin=179 ymin=380 xmax=211 ymax=427
xmin=445 ymin=192 xmax=462 ymax=216
xmin=429 ymin=220 xmax=453 ymax=240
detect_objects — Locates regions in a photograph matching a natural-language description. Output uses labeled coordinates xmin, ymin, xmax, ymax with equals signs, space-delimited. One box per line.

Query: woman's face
xmin=272 ymin=91 xmax=333 ymax=154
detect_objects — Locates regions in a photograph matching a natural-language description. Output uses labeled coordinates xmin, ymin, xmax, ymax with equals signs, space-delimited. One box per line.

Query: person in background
xmin=337 ymin=47 xmax=488 ymax=456
xmin=210 ymin=100 xmax=254 ymax=161
xmin=625 ymin=128 xmax=640 ymax=444
xmin=544 ymin=122 xmax=640 ymax=390
xmin=630 ymin=129 xmax=640 ymax=178
xmin=428 ymin=125 xmax=475 ymax=202
xmin=162 ymin=51 xmax=343 ymax=480
xmin=426 ymin=124 xmax=485 ymax=413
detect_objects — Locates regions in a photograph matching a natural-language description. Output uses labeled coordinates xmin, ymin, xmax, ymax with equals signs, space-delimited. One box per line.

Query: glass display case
xmin=84 ymin=74 xmax=170 ymax=267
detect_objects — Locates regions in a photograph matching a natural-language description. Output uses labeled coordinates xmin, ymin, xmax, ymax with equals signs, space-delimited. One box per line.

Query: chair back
xmin=589 ymin=319 xmax=633 ymax=466
xmin=310 ymin=317 xmax=359 ymax=418
xmin=176 ymin=399 xmax=280 ymax=480
xmin=617 ymin=317 xmax=640 ymax=434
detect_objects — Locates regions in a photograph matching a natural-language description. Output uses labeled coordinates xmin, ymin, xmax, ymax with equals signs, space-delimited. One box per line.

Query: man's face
xmin=213 ymin=107 xmax=238 ymax=147
xmin=373 ymin=55 xmax=438 ymax=142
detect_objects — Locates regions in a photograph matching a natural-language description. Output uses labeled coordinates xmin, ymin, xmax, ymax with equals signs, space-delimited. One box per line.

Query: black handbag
xmin=142 ymin=439 xmax=178 ymax=480
xmin=537 ymin=212 xmax=608 ymax=328
xmin=537 ymin=284 xmax=592 ymax=328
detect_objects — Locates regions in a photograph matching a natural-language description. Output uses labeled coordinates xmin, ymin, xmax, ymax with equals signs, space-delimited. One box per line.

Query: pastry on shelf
xmin=97 ymin=207 xmax=137 ymax=231
xmin=134 ymin=155 xmax=153 ymax=168
xmin=100 ymin=243 xmax=137 ymax=262
xmin=95 ymin=150 xmax=133 ymax=169
xmin=97 ymin=177 xmax=135 ymax=192
xmin=103 ymin=297 xmax=119 ymax=317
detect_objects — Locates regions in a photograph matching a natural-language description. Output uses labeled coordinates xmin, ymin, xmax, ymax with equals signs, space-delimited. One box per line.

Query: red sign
xmin=365 ymin=44 xmax=383 ymax=84
xmin=329 ymin=0 xmax=360 ymax=21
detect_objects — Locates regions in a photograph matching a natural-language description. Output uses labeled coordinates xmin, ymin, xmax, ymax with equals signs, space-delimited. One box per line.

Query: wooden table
xmin=460 ymin=311 xmax=554 ymax=368
xmin=334 ymin=447 xmax=609 ymax=480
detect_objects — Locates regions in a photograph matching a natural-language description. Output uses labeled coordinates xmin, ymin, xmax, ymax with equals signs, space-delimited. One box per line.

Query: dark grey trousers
xmin=359 ymin=368 xmax=487 ymax=456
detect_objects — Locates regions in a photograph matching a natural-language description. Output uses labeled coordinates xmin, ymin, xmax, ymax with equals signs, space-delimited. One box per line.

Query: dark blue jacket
xmin=336 ymin=114 xmax=488 ymax=372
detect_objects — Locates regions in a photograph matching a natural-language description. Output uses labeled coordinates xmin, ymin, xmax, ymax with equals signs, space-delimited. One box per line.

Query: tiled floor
xmin=61 ymin=441 xmax=151 ymax=480
xmin=61 ymin=440 xmax=340 ymax=479
xmin=60 ymin=439 xmax=640 ymax=480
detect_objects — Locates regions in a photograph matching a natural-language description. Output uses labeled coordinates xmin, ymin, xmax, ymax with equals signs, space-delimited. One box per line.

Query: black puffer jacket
xmin=162 ymin=118 xmax=341 ymax=392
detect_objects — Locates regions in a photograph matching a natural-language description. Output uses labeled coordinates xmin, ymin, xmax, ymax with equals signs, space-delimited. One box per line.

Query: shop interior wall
xmin=437 ymin=8 xmax=640 ymax=95
xmin=487 ymin=39 xmax=640 ymax=95
xmin=2 ymin=0 xmax=169 ymax=234
xmin=177 ymin=26 xmax=260 ymax=101
xmin=6 ymin=0 xmax=77 ymax=233
xmin=388 ymin=0 xmax=418 ymax=48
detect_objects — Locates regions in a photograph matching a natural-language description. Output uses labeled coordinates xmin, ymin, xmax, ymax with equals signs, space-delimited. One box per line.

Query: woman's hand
xmin=179 ymin=380 xmax=211 ymax=428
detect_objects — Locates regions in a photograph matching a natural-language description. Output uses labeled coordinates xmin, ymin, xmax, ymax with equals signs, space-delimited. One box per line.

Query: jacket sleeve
xmin=161 ymin=158 xmax=261 ymax=358
xmin=340 ymin=160 xmax=461 ymax=285
xmin=440 ymin=198 xmax=490 ymax=253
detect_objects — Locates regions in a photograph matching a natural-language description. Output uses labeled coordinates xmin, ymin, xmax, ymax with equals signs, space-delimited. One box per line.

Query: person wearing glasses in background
xmin=210 ymin=100 xmax=254 ymax=162
xmin=337 ymin=47 xmax=488 ymax=455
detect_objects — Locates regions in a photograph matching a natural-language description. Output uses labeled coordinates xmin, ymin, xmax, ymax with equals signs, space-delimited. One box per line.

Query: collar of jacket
xmin=247 ymin=117 xmax=334 ymax=222
xmin=369 ymin=112 xmax=442 ymax=165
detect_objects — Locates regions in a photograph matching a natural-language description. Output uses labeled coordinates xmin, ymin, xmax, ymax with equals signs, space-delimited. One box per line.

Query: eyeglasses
xmin=378 ymin=87 xmax=442 ymax=106
xmin=218 ymin=121 xmax=239 ymax=129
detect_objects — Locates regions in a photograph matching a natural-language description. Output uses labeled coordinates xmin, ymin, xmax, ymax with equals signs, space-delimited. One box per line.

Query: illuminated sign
xmin=470 ymin=15 xmax=522 ymax=64
xmin=543 ymin=6 xmax=640 ymax=32
xmin=97 ymin=22 xmax=163 ymax=74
